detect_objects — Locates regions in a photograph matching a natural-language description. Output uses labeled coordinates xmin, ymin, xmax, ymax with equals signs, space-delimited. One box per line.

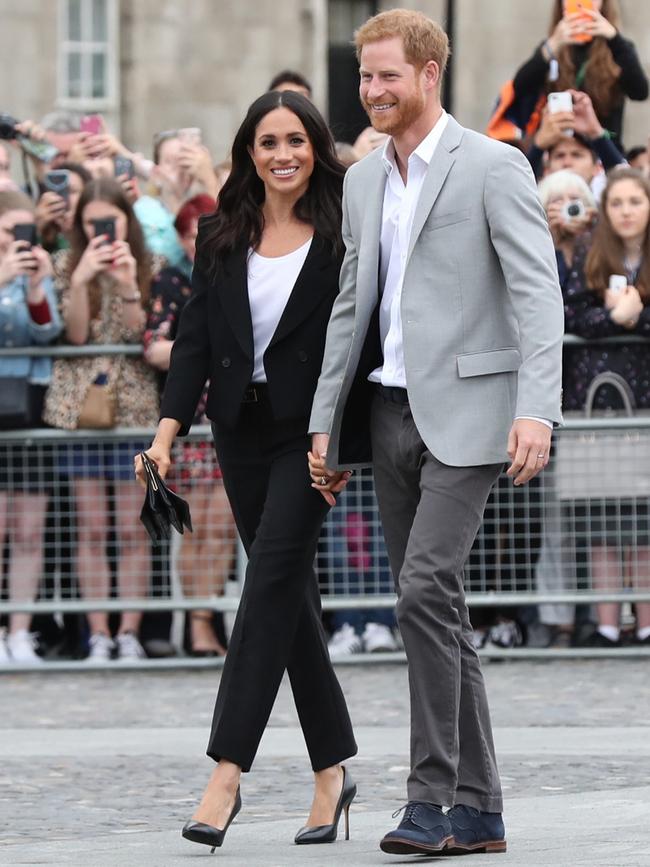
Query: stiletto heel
xmin=294 ymin=765 xmax=357 ymax=845
xmin=182 ymin=787 xmax=241 ymax=851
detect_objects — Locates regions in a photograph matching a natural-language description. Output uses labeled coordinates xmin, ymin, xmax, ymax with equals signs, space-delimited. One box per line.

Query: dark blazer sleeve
xmin=159 ymin=254 xmax=211 ymax=436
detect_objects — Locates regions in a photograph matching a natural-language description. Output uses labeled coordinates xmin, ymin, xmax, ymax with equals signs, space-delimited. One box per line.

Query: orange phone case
xmin=563 ymin=0 xmax=593 ymax=43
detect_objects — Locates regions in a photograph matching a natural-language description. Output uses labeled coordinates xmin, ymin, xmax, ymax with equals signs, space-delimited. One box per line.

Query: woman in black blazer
xmin=135 ymin=91 xmax=357 ymax=851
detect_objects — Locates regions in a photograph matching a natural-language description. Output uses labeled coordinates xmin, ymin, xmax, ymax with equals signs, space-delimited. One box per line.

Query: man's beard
xmin=362 ymin=89 xmax=426 ymax=136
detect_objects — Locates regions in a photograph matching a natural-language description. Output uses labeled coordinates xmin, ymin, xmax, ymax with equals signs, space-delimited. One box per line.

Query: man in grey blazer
xmin=308 ymin=8 xmax=563 ymax=858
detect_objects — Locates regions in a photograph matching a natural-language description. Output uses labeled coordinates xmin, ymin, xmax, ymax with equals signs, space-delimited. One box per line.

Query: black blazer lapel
xmin=218 ymin=248 xmax=254 ymax=360
xmin=267 ymin=234 xmax=338 ymax=350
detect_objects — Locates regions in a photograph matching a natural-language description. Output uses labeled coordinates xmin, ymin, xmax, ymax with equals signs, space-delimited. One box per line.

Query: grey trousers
xmin=370 ymin=394 xmax=503 ymax=812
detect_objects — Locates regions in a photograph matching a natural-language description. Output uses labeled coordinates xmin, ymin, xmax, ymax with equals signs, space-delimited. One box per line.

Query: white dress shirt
xmin=247 ymin=237 xmax=312 ymax=382
xmin=368 ymin=111 xmax=552 ymax=430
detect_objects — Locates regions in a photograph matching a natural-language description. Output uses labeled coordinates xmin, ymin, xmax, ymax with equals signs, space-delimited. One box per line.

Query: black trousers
xmin=208 ymin=392 xmax=357 ymax=772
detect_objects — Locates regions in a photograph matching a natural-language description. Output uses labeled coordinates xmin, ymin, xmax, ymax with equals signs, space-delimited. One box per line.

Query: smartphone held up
xmin=548 ymin=91 xmax=574 ymax=136
xmin=91 ymin=217 xmax=116 ymax=245
xmin=563 ymin=0 xmax=594 ymax=44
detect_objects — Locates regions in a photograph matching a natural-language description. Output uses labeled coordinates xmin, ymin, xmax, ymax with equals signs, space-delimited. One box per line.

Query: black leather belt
xmin=242 ymin=384 xmax=267 ymax=403
xmin=376 ymin=384 xmax=409 ymax=405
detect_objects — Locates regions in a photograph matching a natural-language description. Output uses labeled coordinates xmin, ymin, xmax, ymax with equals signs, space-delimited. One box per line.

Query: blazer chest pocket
xmin=456 ymin=347 xmax=521 ymax=378
xmin=424 ymin=207 xmax=471 ymax=232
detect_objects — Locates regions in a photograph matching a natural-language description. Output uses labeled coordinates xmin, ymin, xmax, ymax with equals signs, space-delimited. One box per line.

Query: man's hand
xmin=534 ymin=108 xmax=574 ymax=150
xmin=571 ymin=90 xmax=604 ymax=140
xmin=506 ymin=419 xmax=552 ymax=486
xmin=308 ymin=433 xmax=352 ymax=506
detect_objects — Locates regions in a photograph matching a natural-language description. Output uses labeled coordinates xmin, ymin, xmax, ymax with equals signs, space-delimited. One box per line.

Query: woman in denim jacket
xmin=0 ymin=190 xmax=62 ymax=665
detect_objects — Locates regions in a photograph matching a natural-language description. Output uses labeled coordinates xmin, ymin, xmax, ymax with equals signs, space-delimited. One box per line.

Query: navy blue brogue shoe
xmin=446 ymin=804 xmax=507 ymax=854
xmin=379 ymin=802 xmax=454 ymax=855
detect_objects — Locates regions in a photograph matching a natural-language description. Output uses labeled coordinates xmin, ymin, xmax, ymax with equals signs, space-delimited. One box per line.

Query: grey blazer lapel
xmin=358 ymin=157 xmax=387 ymax=288
xmin=406 ymin=116 xmax=464 ymax=263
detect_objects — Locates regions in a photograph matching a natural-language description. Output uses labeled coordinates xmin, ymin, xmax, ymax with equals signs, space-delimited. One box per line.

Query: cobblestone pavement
xmin=1 ymin=660 xmax=649 ymax=857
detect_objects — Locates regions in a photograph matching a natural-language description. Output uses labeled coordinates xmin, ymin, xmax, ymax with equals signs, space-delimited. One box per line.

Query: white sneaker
xmin=86 ymin=632 xmax=115 ymax=663
xmin=362 ymin=622 xmax=399 ymax=653
xmin=6 ymin=629 xmax=43 ymax=664
xmin=328 ymin=623 xmax=363 ymax=658
xmin=115 ymin=631 xmax=146 ymax=662
xmin=0 ymin=629 xmax=11 ymax=664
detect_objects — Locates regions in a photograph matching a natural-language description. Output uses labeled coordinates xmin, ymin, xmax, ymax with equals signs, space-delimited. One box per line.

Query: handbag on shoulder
xmin=77 ymin=372 xmax=117 ymax=429
xmin=139 ymin=452 xmax=193 ymax=541
xmin=554 ymin=371 xmax=650 ymax=500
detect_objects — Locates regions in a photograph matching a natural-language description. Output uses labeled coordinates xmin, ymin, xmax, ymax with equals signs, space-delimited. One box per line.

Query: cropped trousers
xmin=207 ymin=388 xmax=357 ymax=772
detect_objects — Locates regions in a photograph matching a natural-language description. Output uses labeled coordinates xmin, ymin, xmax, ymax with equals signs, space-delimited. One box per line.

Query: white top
xmin=369 ymin=110 xmax=450 ymax=387
xmin=247 ymin=237 xmax=312 ymax=382
xmin=368 ymin=112 xmax=552 ymax=430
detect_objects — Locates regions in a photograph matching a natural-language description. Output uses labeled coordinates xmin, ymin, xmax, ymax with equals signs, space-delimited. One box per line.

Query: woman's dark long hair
xmin=585 ymin=167 xmax=650 ymax=300
xmin=199 ymin=91 xmax=345 ymax=273
xmin=69 ymin=178 xmax=152 ymax=318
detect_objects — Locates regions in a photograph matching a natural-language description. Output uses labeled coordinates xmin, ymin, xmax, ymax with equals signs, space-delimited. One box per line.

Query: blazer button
xmin=221 ymin=357 xmax=231 ymax=368
xmin=298 ymin=350 xmax=308 ymax=363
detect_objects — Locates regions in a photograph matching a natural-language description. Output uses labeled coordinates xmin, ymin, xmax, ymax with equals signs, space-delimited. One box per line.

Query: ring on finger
xmin=319 ymin=476 xmax=328 ymax=487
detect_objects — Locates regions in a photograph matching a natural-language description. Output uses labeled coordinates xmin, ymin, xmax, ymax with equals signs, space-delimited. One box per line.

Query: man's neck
xmin=392 ymin=103 xmax=444 ymax=178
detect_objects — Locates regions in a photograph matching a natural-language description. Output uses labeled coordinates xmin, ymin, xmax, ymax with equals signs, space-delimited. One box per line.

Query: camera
xmin=0 ymin=113 xmax=18 ymax=140
xmin=561 ymin=199 xmax=586 ymax=221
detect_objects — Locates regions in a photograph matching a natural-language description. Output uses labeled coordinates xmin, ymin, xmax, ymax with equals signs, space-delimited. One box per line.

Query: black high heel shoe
xmin=182 ymin=787 xmax=242 ymax=853
xmin=294 ymin=766 xmax=357 ymax=845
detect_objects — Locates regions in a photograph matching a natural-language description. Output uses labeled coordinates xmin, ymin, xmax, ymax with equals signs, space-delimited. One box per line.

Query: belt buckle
xmin=244 ymin=386 xmax=258 ymax=403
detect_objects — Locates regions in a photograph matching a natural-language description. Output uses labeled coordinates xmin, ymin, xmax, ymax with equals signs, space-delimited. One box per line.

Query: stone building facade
xmin=1 ymin=0 xmax=649 ymax=165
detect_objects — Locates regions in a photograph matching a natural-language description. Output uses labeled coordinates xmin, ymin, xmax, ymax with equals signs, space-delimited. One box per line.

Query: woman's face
xmin=157 ymin=136 xmax=183 ymax=178
xmin=81 ymin=200 xmax=128 ymax=243
xmin=546 ymin=186 xmax=587 ymax=215
xmin=605 ymin=178 xmax=650 ymax=243
xmin=179 ymin=217 xmax=199 ymax=264
xmin=248 ymin=107 xmax=315 ymax=199
xmin=0 ymin=208 xmax=34 ymax=259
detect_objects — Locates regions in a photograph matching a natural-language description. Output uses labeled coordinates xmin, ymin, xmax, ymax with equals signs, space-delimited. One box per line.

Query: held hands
xmin=506 ymin=419 xmax=552 ymax=486
xmin=308 ymin=433 xmax=353 ymax=506
xmin=607 ymin=285 xmax=643 ymax=327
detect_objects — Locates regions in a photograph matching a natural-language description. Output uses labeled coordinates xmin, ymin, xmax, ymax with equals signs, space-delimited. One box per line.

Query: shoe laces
xmin=392 ymin=801 xmax=438 ymax=822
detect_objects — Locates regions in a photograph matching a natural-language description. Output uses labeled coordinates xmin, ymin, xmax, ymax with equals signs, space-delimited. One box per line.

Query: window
xmin=58 ymin=0 xmax=118 ymax=108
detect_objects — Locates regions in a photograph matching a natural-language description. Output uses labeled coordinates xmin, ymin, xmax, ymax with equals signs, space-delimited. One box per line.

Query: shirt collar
xmin=381 ymin=109 xmax=449 ymax=175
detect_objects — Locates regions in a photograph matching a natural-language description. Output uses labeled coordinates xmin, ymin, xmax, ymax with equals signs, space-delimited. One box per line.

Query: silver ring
xmin=536 ymin=453 xmax=545 ymax=459
xmin=319 ymin=476 xmax=328 ymax=487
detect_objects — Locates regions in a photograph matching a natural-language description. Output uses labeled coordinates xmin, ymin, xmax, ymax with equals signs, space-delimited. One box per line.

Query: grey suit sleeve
xmin=484 ymin=147 xmax=564 ymax=424
xmin=308 ymin=173 xmax=359 ymax=435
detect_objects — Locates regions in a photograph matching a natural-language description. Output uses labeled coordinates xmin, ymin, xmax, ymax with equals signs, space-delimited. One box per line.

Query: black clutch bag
xmin=139 ymin=452 xmax=193 ymax=541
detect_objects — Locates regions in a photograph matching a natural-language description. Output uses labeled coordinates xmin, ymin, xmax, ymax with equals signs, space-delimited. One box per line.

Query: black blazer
xmin=160 ymin=230 xmax=341 ymax=435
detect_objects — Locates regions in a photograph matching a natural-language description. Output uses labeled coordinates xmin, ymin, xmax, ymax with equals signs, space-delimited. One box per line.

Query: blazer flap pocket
xmin=424 ymin=207 xmax=471 ymax=232
xmin=456 ymin=347 xmax=522 ymax=378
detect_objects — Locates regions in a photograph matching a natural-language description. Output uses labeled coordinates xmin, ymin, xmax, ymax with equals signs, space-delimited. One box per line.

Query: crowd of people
xmin=1 ymin=0 xmax=650 ymax=664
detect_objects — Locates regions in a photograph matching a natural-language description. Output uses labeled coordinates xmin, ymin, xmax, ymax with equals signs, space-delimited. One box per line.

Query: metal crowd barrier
xmin=2 ymin=342 xmax=650 ymax=662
